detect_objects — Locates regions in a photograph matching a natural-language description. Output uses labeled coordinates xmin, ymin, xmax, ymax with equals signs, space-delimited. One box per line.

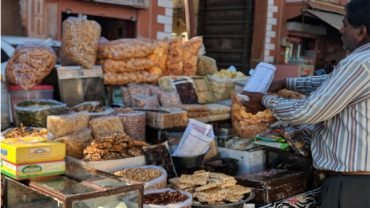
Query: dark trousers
xmin=320 ymin=175 xmax=370 ymax=208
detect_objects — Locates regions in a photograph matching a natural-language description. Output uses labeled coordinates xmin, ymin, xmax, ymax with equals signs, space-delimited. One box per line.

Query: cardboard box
xmin=1 ymin=137 xmax=66 ymax=164
xmin=218 ymin=147 xmax=265 ymax=175
xmin=66 ymin=156 xmax=146 ymax=172
xmin=1 ymin=160 xmax=65 ymax=180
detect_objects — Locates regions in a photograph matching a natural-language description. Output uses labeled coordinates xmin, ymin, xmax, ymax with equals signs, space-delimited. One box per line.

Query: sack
xmin=6 ymin=42 xmax=56 ymax=90
xmin=60 ymin=15 xmax=101 ymax=69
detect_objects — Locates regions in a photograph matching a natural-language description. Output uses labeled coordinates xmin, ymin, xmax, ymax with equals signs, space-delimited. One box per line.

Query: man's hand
xmin=268 ymin=79 xmax=286 ymax=92
xmin=241 ymin=91 xmax=266 ymax=114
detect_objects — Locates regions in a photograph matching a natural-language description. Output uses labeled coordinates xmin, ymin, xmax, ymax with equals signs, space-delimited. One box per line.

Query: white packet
xmin=173 ymin=119 xmax=214 ymax=156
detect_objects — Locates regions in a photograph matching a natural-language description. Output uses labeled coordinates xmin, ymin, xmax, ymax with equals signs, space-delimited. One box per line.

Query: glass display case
xmin=2 ymin=160 xmax=143 ymax=208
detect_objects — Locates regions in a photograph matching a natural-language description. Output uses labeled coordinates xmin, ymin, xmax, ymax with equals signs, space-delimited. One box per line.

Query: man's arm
xmin=285 ymin=75 xmax=328 ymax=95
xmin=263 ymin=67 xmax=369 ymax=124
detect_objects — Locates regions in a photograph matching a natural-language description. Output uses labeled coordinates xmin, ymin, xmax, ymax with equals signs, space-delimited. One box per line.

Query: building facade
xmin=251 ymin=0 xmax=349 ymax=76
xmin=17 ymin=0 xmax=175 ymax=40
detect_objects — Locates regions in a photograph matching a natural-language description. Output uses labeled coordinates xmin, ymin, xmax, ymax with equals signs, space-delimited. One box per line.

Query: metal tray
xmin=192 ymin=192 xmax=255 ymax=208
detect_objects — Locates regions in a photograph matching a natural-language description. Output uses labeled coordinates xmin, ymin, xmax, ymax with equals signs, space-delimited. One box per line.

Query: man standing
xmin=243 ymin=0 xmax=370 ymax=207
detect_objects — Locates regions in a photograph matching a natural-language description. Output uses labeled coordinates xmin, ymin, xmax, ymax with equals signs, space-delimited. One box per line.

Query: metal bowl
xmin=171 ymin=153 xmax=206 ymax=175
xmin=192 ymin=192 xmax=255 ymax=208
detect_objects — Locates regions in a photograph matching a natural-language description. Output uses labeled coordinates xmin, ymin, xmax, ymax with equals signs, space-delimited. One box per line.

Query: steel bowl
xmin=192 ymin=192 xmax=255 ymax=208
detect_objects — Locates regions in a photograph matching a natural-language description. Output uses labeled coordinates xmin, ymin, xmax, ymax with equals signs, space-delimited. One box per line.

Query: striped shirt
xmin=262 ymin=43 xmax=370 ymax=172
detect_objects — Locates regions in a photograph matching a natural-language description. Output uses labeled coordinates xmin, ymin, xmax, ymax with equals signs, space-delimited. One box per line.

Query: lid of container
xmin=256 ymin=62 xmax=276 ymax=72
xmin=9 ymin=85 xmax=54 ymax=91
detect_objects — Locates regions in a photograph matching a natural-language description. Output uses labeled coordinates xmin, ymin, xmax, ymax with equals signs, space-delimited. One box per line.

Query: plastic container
xmin=1 ymin=80 xmax=11 ymax=130
xmin=9 ymin=85 xmax=54 ymax=123
xmin=243 ymin=62 xmax=276 ymax=93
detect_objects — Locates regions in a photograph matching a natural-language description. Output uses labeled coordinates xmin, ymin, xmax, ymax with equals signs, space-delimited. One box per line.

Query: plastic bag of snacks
xmin=197 ymin=56 xmax=218 ymax=76
xmin=148 ymin=39 xmax=169 ymax=75
xmin=165 ymin=38 xmax=183 ymax=75
xmin=102 ymin=58 xmax=154 ymax=73
xmin=47 ymin=111 xmax=89 ymax=138
xmin=131 ymin=95 xmax=160 ymax=109
xmin=191 ymin=76 xmax=214 ymax=104
xmin=60 ymin=15 xmax=101 ymax=69
xmin=182 ymin=37 xmax=203 ymax=76
xmin=174 ymin=78 xmax=198 ymax=104
xmin=98 ymin=39 xmax=154 ymax=60
xmin=118 ymin=111 xmax=146 ymax=140
xmin=6 ymin=42 xmax=56 ymax=90
xmin=208 ymin=69 xmax=248 ymax=101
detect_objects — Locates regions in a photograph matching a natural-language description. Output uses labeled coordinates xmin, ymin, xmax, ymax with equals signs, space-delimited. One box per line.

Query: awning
xmin=305 ymin=9 xmax=344 ymax=30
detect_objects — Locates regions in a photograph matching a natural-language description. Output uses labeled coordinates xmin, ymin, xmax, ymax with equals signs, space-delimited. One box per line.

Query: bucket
xmin=9 ymin=85 xmax=54 ymax=124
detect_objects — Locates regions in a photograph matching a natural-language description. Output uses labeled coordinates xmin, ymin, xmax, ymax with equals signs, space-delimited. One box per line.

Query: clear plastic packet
xmin=6 ymin=42 xmax=56 ymax=90
xmin=174 ymin=78 xmax=198 ymax=104
xmin=131 ymin=95 xmax=160 ymax=109
xmin=118 ymin=111 xmax=146 ymax=141
xmin=60 ymin=15 xmax=101 ymax=69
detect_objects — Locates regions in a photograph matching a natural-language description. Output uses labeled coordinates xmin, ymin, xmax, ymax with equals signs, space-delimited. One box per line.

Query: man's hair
xmin=346 ymin=0 xmax=370 ymax=35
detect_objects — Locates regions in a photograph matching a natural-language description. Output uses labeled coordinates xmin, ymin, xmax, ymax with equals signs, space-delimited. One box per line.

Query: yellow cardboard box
xmin=1 ymin=160 xmax=65 ymax=180
xmin=0 ymin=137 xmax=66 ymax=164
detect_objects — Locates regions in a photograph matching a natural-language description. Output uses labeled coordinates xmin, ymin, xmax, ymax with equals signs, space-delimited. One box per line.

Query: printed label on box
xmin=29 ymin=147 xmax=50 ymax=158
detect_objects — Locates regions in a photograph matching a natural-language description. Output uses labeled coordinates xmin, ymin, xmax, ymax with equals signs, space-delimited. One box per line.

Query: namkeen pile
xmin=170 ymin=170 xmax=251 ymax=204
xmin=83 ymin=133 xmax=147 ymax=161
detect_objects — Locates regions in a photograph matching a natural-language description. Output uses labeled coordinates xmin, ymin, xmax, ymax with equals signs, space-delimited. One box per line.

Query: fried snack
xmin=6 ymin=42 xmax=56 ymax=90
xmin=83 ymin=133 xmax=148 ymax=161
xmin=193 ymin=187 xmax=228 ymax=203
xmin=165 ymin=38 xmax=183 ymax=75
xmin=169 ymin=178 xmax=194 ymax=189
xmin=173 ymin=170 xmax=251 ymax=204
xmin=276 ymin=89 xmax=306 ymax=99
xmin=3 ymin=126 xmax=48 ymax=139
xmin=182 ymin=37 xmax=202 ymax=76
xmin=103 ymin=58 xmax=154 ymax=73
xmin=231 ymin=93 xmax=275 ymax=138
xmin=60 ymin=16 xmax=101 ymax=69
xmin=98 ymin=39 xmax=154 ymax=60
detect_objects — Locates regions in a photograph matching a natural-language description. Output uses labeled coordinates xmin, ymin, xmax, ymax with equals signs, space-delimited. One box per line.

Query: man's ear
xmin=358 ymin=25 xmax=369 ymax=40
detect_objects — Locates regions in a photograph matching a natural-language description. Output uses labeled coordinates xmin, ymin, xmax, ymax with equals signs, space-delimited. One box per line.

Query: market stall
xmin=1 ymin=16 xmax=321 ymax=208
